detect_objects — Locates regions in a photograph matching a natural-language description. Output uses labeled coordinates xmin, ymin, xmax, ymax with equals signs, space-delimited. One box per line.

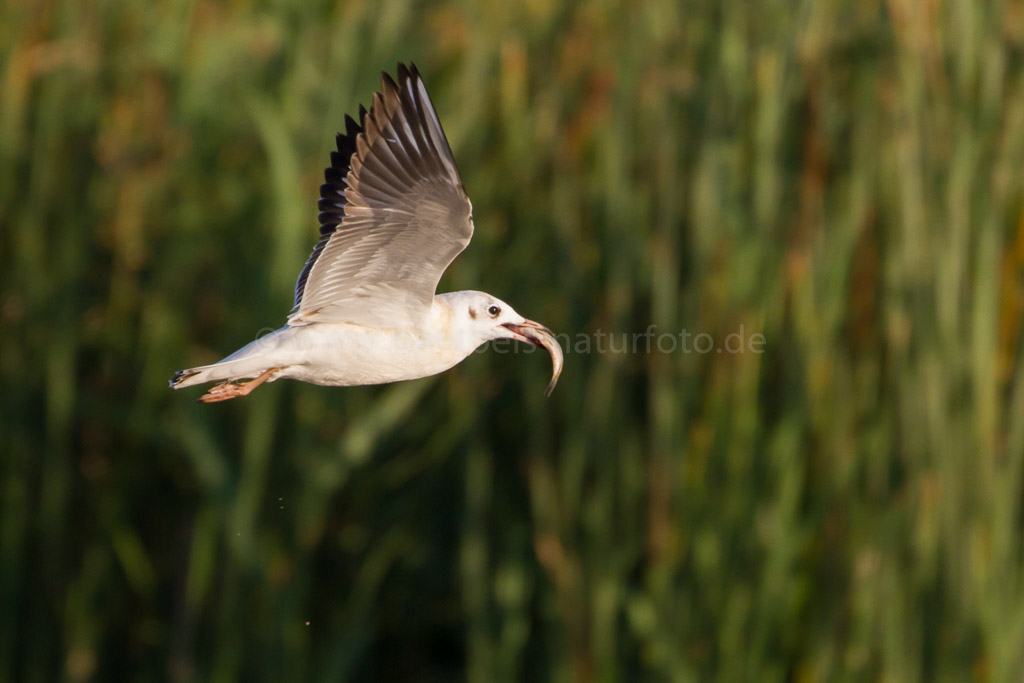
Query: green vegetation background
xmin=4 ymin=0 xmax=1024 ymax=680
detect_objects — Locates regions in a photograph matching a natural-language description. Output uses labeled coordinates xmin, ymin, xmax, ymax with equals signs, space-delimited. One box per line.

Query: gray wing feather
xmin=289 ymin=63 xmax=473 ymax=328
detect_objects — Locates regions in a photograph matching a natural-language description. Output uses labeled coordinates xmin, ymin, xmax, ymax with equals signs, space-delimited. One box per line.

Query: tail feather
xmin=170 ymin=328 xmax=290 ymax=391
xmin=169 ymin=357 xmax=269 ymax=390
xmin=169 ymin=368 xmax=202 ymax=388
xmin=169 ymin=364 xmax=229 ymax=389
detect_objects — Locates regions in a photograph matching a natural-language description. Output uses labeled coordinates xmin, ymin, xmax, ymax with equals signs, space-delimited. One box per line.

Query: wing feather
xmin=295 ymin=109 xmax=368 ymax=308
xmin=290 ymin=63 xmax=473 ymax=328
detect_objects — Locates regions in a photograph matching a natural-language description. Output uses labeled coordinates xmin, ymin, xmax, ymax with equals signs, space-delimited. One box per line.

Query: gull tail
xmin=170 ymin=361 xmax=284 ymax=403
xmin=169 ymin=360 xmax=255 ymax=390
xmin=170 ymin=329 xmax=291 ymax=397
xmin=171 ymin=326 xmax=302 ymax=402
xmin=169 ymin=355 xmax=282 ymax=403
xmin=169 ymin=365 xmax=216 ymax=389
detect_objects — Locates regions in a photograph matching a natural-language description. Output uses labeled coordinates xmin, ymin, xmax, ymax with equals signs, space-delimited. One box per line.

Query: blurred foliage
xmin=3 ymin=0 xmax=1024 ymax=680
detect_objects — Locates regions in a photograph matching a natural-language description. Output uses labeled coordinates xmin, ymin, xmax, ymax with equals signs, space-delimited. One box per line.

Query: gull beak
xmin=502 ymin=319 xmax=563 ymax=397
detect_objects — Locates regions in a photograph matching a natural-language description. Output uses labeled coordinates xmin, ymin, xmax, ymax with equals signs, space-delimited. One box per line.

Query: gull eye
xmin=487 ymin=305 xmax=501 ymax=317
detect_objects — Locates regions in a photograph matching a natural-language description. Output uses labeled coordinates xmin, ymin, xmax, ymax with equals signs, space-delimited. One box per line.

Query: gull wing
xmin=289 ymin=62 xmax=473 ymax=328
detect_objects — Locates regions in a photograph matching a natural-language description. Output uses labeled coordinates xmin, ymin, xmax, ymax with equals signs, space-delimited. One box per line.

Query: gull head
xmin=440 ymin=291 xmax=564 ymax=396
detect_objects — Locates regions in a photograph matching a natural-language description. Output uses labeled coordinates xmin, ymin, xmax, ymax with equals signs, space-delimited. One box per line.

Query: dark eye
xmin=487 ymin=305 xmax=501 ymax=317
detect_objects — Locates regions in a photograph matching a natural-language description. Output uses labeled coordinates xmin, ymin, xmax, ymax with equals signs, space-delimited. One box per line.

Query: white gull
xmin=171 ymin=63 xmax=562 ymax=403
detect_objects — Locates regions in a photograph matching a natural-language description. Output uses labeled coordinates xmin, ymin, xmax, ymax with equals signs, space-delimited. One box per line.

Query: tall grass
xmin=2 ymin=0 xmax=1024 ymax=680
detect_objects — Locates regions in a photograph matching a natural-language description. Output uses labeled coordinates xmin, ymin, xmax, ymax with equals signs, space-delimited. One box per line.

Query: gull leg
xmin=197 ymin=367 xmax=286 ymax=403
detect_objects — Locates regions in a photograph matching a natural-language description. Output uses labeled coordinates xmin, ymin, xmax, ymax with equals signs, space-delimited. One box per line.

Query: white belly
xmin=248 ymin=323 xmax=474 ymax=387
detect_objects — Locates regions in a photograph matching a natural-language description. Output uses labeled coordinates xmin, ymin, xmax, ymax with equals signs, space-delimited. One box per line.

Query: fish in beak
xmin=502 ymin=320 xmax=564 ymax=397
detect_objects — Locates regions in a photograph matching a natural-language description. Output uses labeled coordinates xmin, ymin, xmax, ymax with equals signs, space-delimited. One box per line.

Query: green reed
xmin=2 ymin=0 xmax=1024 ymax=680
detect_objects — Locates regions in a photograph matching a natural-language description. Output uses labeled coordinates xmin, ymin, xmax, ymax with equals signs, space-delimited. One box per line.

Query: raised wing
xmin=289 ymin=62 xmax=474 ymax=328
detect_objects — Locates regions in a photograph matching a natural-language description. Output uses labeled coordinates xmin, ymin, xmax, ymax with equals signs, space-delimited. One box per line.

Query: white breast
xmin=274 ymin=322 xmax=474 ymax=386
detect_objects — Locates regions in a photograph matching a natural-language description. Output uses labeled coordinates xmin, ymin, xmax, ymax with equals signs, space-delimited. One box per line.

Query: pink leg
xmin=197 ymin=367 xmax=285 ymax=403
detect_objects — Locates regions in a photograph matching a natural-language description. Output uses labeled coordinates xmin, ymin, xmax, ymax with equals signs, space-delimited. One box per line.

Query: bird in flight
xmin=171 ymin=63 xmax=562 ymax=403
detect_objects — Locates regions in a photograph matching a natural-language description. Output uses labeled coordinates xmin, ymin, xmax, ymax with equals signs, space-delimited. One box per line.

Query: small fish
xmin=508 ymin=322 xmax=563 ymax=397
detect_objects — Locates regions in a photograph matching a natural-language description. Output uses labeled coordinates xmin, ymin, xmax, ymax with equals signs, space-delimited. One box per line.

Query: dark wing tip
xmin=397 ymin=62 xmax=423 ymax=91
xmin=319 ymin=107 xmax=368 ymax=226
xmin=297 ymin=95 xmax=372 ymax=308
xmin=343 ymin=114 xmax=360 ymax=139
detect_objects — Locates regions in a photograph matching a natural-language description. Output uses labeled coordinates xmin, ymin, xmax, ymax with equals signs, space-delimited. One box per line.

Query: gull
xmin=171 ymin=63 xmax=562 ymax=403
